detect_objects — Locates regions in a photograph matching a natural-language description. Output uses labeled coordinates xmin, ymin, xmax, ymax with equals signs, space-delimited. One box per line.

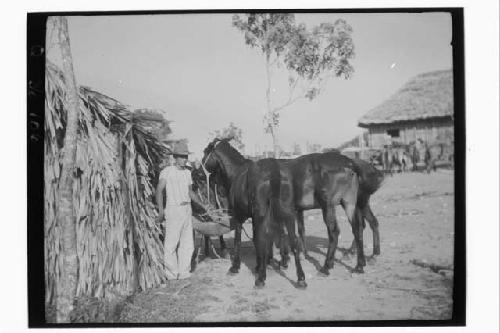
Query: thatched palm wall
xmin=45 ymin=62 xmax=170 ymax=305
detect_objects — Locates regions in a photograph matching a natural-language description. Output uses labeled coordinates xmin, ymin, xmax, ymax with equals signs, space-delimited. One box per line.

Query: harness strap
xmin=200 ymin=140 xmax=222 ymax=205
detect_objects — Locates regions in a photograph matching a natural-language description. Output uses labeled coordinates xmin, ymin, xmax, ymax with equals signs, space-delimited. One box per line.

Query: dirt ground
xmin=120 ymin=171 xmax=455 ymax=323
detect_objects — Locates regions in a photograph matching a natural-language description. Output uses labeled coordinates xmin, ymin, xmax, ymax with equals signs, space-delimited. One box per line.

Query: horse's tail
xmin=372 ymin=167 xmax=386 ymax=193
xmin=363 ymin=163 xmax=385 ymax=195
xmin=354 ymin=158 xmax=385 ymax=196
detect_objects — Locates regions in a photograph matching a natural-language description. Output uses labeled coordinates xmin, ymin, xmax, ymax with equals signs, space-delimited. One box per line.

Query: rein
xmin=200 ymin=140 xmax=221 ymax=206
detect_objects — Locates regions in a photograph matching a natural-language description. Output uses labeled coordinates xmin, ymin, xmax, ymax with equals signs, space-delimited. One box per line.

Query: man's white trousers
xmin=163 ymin=205 xmax=194 ymax=280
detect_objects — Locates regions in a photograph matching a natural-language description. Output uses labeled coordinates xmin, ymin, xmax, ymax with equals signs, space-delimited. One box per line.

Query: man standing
xmin=424 ymin=143 xmax=433 ymax=174
xmin=156 ymin=141 xmax=202 ymax=280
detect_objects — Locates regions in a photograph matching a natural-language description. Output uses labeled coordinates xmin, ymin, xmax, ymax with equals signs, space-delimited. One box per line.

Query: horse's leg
xmin=229 ymin=219 xmax=242 ymax=274
xmin=252 ymin=221 xmax=259 ymax=273
xmin=283 ymin=212 xmax=306 ymax=288
xmin=190 ymin=230 xmax=200 ymax=272
xmin=296 ymin=210 xmax=307 ymax=258
xmin=349 ymin=194 xmax=368 ymax=254
xmin=364 ymin=203 xmax=380 ymax=256
xmin=319 ymin=204 xmax=339 ymax=276
xmin=349 ymin=208 xmax=365 ymax=255
xmin=254 ymin=218 xmax=267 ymax=288
xmin=279 ymin=228 xmax=290 ymax=269
xmin=267 ymin=237 xmax=274 ymax=266
xmin=348 ymin=203 xmax=366 ymax=273
xmin=204 ymin=235 xmax=210 ymax=257
xmin=219 ymin=235 xmax=229 ymax=258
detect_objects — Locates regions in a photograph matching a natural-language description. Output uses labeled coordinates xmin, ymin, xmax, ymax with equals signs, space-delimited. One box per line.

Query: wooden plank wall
xmin=367 ymin=118 xmax=454 ymax=149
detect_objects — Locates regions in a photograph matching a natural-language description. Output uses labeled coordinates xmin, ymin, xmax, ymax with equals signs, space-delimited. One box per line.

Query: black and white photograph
xmin=26 ymin=7 xmax=471 ymax=327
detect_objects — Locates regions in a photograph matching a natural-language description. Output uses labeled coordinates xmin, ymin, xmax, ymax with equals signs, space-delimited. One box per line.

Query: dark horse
xmin=201 ymin=138 xmax=365 ymax=278
xmin=295 ymin=157 xmax=385 ymax=259
xmin=201 ymin=139 xmax=305 ymax=288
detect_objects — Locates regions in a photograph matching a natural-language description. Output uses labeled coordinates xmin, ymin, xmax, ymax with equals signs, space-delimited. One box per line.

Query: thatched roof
xmin=358 ymin=69 xmax=453 ymax=127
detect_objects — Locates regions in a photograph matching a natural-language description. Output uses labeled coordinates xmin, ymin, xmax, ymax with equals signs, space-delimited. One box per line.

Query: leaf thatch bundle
xmin=45 ymin=61 xmax=171 ymax=306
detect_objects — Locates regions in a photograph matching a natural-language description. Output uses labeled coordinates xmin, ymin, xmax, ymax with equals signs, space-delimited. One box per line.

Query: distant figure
xmin=411 ymin=144 xmax=419 ymax=171
xmin=401 ymin=152 xmax=407 ymax=172
xmin=376 ymin=152 xmax=383 ymax=167
xmin=391 ymin=152 xmax=401 ymax=173
xmin=424 ymin=144 xmax=434 ymax=173
xmin=383 ymin=147 xmax=390 ymax=175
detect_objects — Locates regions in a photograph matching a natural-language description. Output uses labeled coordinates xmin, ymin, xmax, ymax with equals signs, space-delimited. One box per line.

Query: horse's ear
xmin=211 ymin=137 xmax=222 ymax=146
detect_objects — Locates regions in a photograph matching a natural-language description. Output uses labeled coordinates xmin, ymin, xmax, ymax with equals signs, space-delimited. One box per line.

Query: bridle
xmin=200 ymin=140 xmax=222 ymax=205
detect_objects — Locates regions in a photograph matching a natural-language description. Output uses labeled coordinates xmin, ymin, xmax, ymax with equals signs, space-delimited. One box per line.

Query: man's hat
xmin=171 ymin=141 xmax=192 ymax=156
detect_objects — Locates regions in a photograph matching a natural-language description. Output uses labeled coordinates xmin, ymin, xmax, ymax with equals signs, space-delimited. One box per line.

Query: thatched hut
xmin=45 ymin=61 xmax=173 ymax=309
xmin=358 ymin=69 xmax=454 ymax=153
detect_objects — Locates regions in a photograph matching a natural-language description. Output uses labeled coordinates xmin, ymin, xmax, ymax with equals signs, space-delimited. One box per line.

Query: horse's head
xmin=201 ymin=136 xmax=248 ymax=186
xmin=201 ymin=138 xmax=219 ymax=172
xmin=201 ymin=137 xmax=235 ymax=172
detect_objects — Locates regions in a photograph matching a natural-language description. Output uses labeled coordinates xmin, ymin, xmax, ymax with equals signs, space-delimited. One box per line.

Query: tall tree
xmin=52 ymin=16 xmax=80 ymax=323
xmin=232 ymin=14 xmax=355 ymax=157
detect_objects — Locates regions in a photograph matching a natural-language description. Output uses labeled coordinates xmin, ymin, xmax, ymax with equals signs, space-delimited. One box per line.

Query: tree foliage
xmin=232 ymin=14 xmax=355 ymax=156
xmin=210 ymin=122 xmax=245 ymax=152
xmin=232 ymin=14 xmax=295 ymax=57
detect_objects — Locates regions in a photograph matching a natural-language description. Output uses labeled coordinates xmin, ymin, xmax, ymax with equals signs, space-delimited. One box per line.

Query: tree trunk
xmin=270 ymin=125 xmax=279 ymax=158
xmin=265 ymin=52 xmax=279 ymax=158
xmin=55 ymin=16 xmax=80 ymax=323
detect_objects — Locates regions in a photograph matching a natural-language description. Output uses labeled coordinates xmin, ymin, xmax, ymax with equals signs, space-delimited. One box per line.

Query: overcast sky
xmin=61 ymin=12 xmax=452 ymax=159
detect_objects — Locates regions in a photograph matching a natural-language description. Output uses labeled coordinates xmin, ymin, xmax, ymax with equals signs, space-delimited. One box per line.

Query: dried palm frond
xmin=45 ymin=61 xmax=170 ymax=306
xmin=190 ymin=170 xmax=232 ymax=236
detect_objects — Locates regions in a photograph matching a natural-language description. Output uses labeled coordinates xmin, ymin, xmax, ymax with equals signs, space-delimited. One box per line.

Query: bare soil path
xmin=120 ymin=171 xmax=454 ymax=322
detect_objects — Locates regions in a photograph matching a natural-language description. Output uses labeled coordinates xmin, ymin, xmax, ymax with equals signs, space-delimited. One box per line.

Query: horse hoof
xmin=296 ymin=280 xmax=307 ymax=289
xmin=373 ymin=249 xmax=381 ymax=256
xmin=280 ymin=262 xmax=289 ymax=270
xmin=254 ymin=280 xmax=265 ymax=289
xmin=268 ymin=258 xmax=280 ymax=268
xmin=352 ymin=266 xmax=364 ymax=274
xmin=318 ymin=267 xmax=330 ymax=276
xmin=367 ymin=255 xmax=377 ymax=264
xmin=228 ymin=267 xmax=239 ymax=275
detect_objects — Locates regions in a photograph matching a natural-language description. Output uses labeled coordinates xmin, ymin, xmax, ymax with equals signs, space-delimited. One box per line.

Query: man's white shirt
xmin=159 ymin=166 xmax=192 ymax=206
